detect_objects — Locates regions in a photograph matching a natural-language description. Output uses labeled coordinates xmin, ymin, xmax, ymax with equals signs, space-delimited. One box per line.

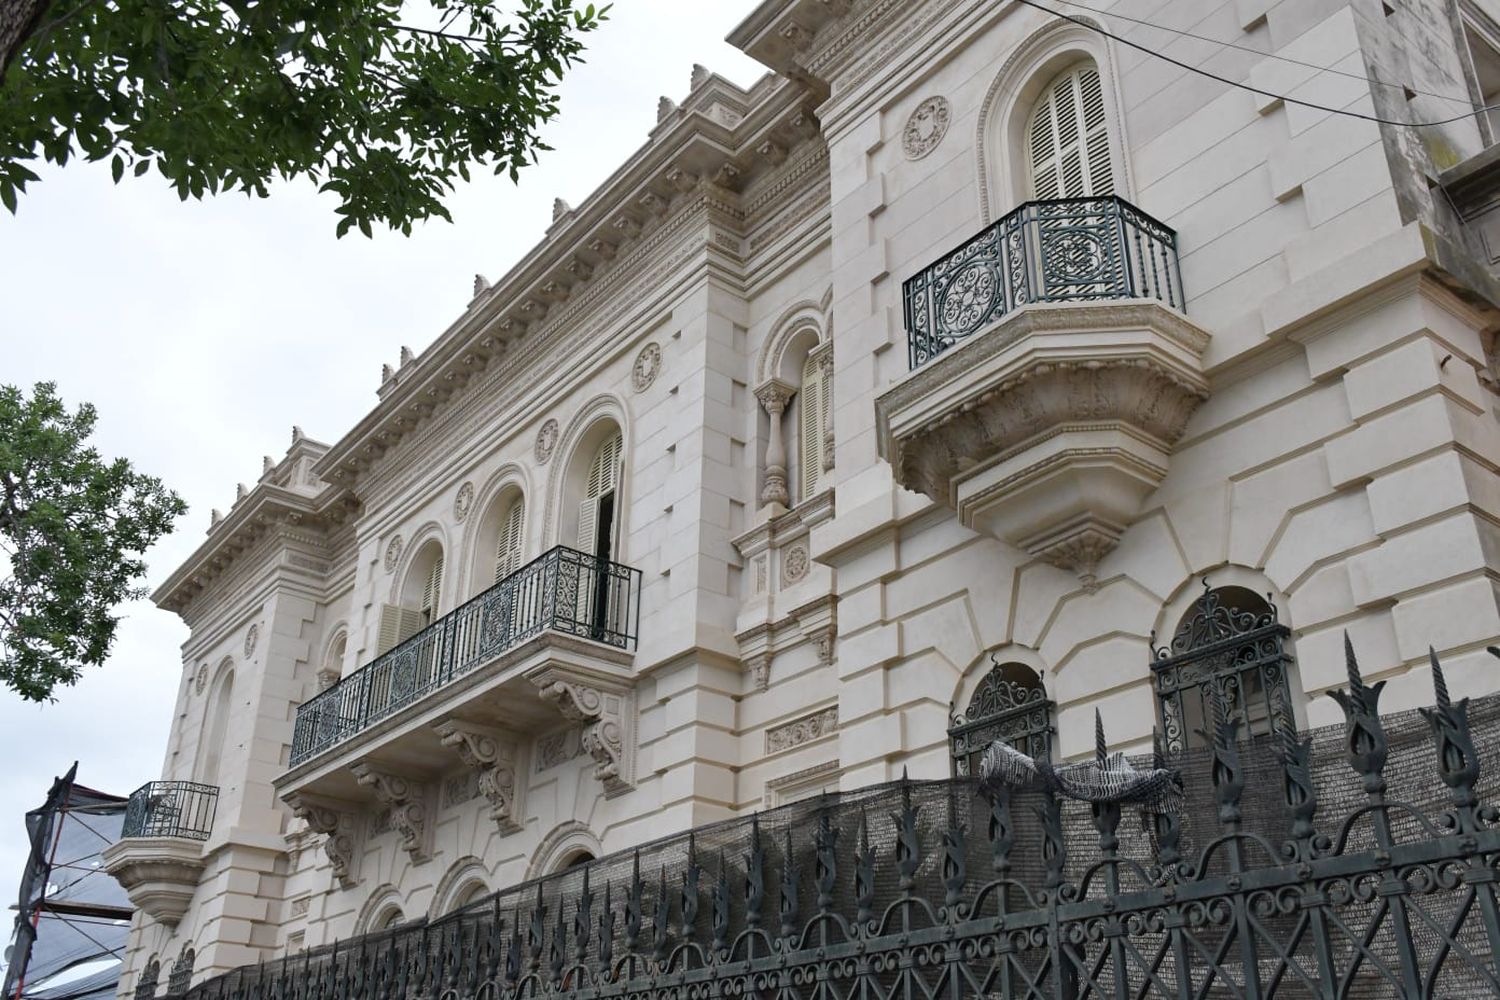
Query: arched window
xmin=320 ymin=632 xmax=347 ymax=689
xmin=378 ymin=539 xmax=445 ymax=654
xmin=373 ymin=905 xmax=405 ymax=931
xmin=577 ymin=431 xmax=623 ymax=559
xmin=1151 ymin=584 xmax=1295 ymax=751
xmin=197 ymin=664 xmax=234 ymax=786
xmin=450 ymin=880 xmax=489 ymax=911
xmin=134 ymin=958 xmax=160 ymax=1000
xmin=948 ymin=659 xmax=1053 ymax=775
xmin=166 ymin=947 xmax=194 ymax=995
xmin=798 ymin=352 xmax=830 ymax=501
xmin=494 ymin=496 xmax=525 ymax=582
xmin=1026 ymin=62 xmax=1114 ymax=199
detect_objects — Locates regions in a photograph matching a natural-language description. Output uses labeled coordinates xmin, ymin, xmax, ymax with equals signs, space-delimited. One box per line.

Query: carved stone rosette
xmin=434 ymin=720 xmax=523 ymax=835
xmin=288 ymin=795 xmax=357 ymax=890
xmin=349 ymin=764 xmax=430 ymax=864
xmin=531 ymin=674 xmax=633 ymax=798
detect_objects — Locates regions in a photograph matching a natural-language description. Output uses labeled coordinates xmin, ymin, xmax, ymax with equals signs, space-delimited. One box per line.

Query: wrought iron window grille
xmin=948 ymin=657 xmax=1054 ymax=774
xmin=902 ymin=195 xmax=1183 ymax=369
xmin=290 ymin=545 xmax=643 ymax=768
xmin=189 ymin=641 xmax=1500 ymax=1000
xmin=122 ymin=781 xmax=218 ymax=840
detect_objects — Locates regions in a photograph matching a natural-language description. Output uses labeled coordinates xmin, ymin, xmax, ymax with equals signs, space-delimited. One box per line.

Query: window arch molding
xmin=428 ymin=855 xmax=492 ymax=918
xmin=318 ymin=625 xmax=349 ymax=689
xmin=975 ymin=16 xmax=1133 ymax=221
xmin=355 ymin=884 xmax=408 ymax=934
xmin=386 ymin=521 xmax=450 ymax=607
xmin=196 ymin=657 xmax=236 ymax=785
xmin=523 ymin=820 xmax=602 ymax=882
xmin=948 ymin=647 xmax=1054 ymax=774
xmin=459 ymin=462 xmax=532 ymax=596
xmin=542 ymin=394 xmax=631 ymax=552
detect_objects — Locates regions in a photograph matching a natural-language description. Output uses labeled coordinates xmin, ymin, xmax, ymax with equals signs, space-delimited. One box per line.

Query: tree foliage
xmin=0 ymin=382 xmax=186 ymax=702
xmin=0 ymin=0 xmax=608 ymax=235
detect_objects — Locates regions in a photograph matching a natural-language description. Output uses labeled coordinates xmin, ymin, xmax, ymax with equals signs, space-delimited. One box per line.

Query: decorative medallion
xmin=243 ymin=624 xmax=259 ymax=659
xmin=939 ymin=263 xmax=997 ymax=335
xmin=782 ymin=543 xmax=810 ymax=585
xmin=454 ymin=481 xmax=475 ymax=523
xmin=534 ymin=419 xmax=559 ymax=464
xmin=902 ymin=96 xmax=951 ymax=160
xmin=384 ymin=534 xmax=404 ymax=572
xmin=631 ymin=342 xmax=662 ymax=393
xmin=194 ymin=664 xmax=208 ymax=695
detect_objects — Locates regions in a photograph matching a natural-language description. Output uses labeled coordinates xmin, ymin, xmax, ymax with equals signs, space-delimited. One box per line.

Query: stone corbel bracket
xmin=287 ymin=793 xmax=359 ymax=890
xmin=529 ymin=667 xmax=635 ymax=798
xmin=434 ymin=719 xmax=525 ymax=836
xmin=349 ymin=763 xmax=432 ymax=864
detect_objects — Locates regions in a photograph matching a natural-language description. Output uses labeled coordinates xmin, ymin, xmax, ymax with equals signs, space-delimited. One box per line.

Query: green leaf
xmin=110 ymin=154 xmax=124 ymax=183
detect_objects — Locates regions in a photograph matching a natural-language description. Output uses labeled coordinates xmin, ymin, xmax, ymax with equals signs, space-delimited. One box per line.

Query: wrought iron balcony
xmin=290 ymin=545 xmax=642 ymax=768
xmin=902 ymin=195 xmax=1183 ymax=368
xmin=187 ymin=643 xmax=1500 ymax=1000
xmin=121 ymin=781 xmax=218 ymax=840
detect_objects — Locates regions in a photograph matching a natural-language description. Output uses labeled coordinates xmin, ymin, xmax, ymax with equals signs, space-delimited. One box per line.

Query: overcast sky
xmin=0 ymin=0 xmax=766 ymax=928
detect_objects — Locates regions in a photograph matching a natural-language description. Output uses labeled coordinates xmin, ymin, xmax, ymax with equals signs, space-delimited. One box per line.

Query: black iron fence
xmin=290 ymin=546 xmax=642 ymax=768
xmin=903 ymin=195 xmax=1183 ymax=368
xmin=122 ymin=781 xmax=218 ymax=840
xmin=189 ymin=642 xmax=1500 ymax=999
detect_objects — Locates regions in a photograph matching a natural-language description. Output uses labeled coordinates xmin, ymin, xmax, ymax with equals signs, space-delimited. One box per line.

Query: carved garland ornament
xmin=782 ymin=544 xmax=809 ymax=585
xmin=534 ymin=419 xmax=560 ymax=464
xmin=243 ymin=624 xmax=258 ymax=658
xmin=902 ymin=96 xmax=951 ymax=160
xmin=767 ymin=706 xmax=838 ymax=754
xmin=454 ymin=481 xmax=475 ymax=522
xmin=194 ymin=664 xmax=208 ymax=695
xmin=383 ymin=535 xmax=404 ymax=572
xmin=631 ymin=342 xmax=662 ymax=393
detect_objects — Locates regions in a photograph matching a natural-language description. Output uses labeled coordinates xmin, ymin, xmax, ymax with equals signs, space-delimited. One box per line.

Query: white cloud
xmin=0 ymin=0 xmax=765 ymax=916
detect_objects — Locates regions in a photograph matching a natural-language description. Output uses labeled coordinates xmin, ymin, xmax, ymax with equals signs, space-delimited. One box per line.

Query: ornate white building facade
xmin=106 ymin=0 xmax=1500 ymax=993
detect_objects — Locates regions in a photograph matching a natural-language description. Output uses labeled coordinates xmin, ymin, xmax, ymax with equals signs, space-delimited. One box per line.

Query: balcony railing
xmin=122 ymin=781 xmax=218 ymax=840
xmin=290 ymin=545 xmax=642 ymax=768
xmin=903 ymin=195 xmax=1183 ymax=369
xmin=187 ymin=642 xmax=1500 ymax=1000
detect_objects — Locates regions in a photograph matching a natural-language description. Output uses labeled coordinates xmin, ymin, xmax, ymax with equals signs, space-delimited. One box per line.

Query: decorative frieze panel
xmin=535 ymin=727 xmax=587 ymax=771
xmin=349 ymin=764 xmax=430 ymax=864
xmin=434 ymin=720 xmax=524 ymax=835
xmin=766 ymin=706 xmax=838 ymax=754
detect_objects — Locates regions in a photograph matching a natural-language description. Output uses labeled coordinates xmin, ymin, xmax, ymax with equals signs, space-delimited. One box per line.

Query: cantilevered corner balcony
xmin=876 ymin=195 xmax=1212 ymax=587
xmin=278 ymin=546 xmax=643 ymax=825
xmin=102 ymin=781 xmax=218 ymax=925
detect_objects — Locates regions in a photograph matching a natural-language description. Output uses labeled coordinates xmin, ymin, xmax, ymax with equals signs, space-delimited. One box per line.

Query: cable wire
xmin=1017 ymin=0 xmax=1500 ymax=128
xmin=1046 ymin=0 xmax=1477 ymax=105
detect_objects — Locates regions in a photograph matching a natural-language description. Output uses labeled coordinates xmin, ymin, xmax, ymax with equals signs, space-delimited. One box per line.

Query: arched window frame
xmin=135 ymin=958 xmax=161 ymax=1000
xmin=1150 ymin=582 xmax=1297 ymax=752
xmin=975 ymin=19 xmax=1134 ymax=221
xmin=167 ymin=946 xmax=195 ymax=995
xmin=753 ymin=296 xmax=833 ymax=511
xmin=377 ymin=530 xmax=447 ymax=655
xmin=948 ymin=656 xmax=1054 ymax=775
xmin=1024 ymin=61 xmax=1115 ymax=200
xmin=197 ymin=659 xmax=235 ymax=786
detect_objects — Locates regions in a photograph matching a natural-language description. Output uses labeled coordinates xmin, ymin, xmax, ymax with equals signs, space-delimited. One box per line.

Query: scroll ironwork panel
xmin=1151 ymin=583 xmax=1296 ymax=752
xmin=948 ymin=659 xmax=1054 ymax=773
xmin=902 ymin=195 xmax=1183 ymax=369
xmin=122 ymin=781 xmax=218 ymax=840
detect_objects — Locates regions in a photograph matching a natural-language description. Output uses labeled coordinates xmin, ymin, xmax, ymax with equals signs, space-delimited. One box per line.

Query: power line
xmin=1017 ymin=0 xmax=1500 ymax=128
xmin=1048 ymin=0 xmax=1476 ymax=105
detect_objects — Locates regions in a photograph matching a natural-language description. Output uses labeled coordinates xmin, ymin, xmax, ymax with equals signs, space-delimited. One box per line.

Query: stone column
xmin=755 ymin=378 xmax=796 ymax=510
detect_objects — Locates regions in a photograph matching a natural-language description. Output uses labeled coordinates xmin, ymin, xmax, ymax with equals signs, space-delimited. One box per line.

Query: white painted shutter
xmin=1026 ymin=64 xmax=1114 ymax=199
xmin=376 ymin=604 xmax=426 ymax=655
xmin=420 ymin=557 xmax=444 ymax=622
xmin=578 ymin=432 xmax=623 ymax=554
xmin=799 ymin=354 xmax=824 ymax=501
xmin=495 ymin=500 xmax=525 ymax=582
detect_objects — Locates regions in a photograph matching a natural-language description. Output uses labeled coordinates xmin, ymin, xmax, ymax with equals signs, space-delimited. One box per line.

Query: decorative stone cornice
xmin=349 ymin=764 xmax=430 ymax=864
xmin=287 ymin=794 xmax=358 ymax=890
xmin=875 ymin=301 xmax=1211 ymax=587
xmin=529 ymin=667 xmax=634 ymax=798
xmin=434 ymin=720 xmax=523 ymax=836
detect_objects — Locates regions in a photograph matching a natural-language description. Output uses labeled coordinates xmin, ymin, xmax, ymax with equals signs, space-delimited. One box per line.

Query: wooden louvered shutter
xmin=420 ymin=557 xmax=443 ymax=623
xmin=1027 ymin=64 xmax=1115 ymax=200
xmin=799 ymin=354 xmax=825 ymax=501
xmin=578 ymin=432 xmax=623 ymax=553
xmin=377 ymin=604 xmax=426 ymax=655
xmin=495 ymin=499 xmax=524 ymax=582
